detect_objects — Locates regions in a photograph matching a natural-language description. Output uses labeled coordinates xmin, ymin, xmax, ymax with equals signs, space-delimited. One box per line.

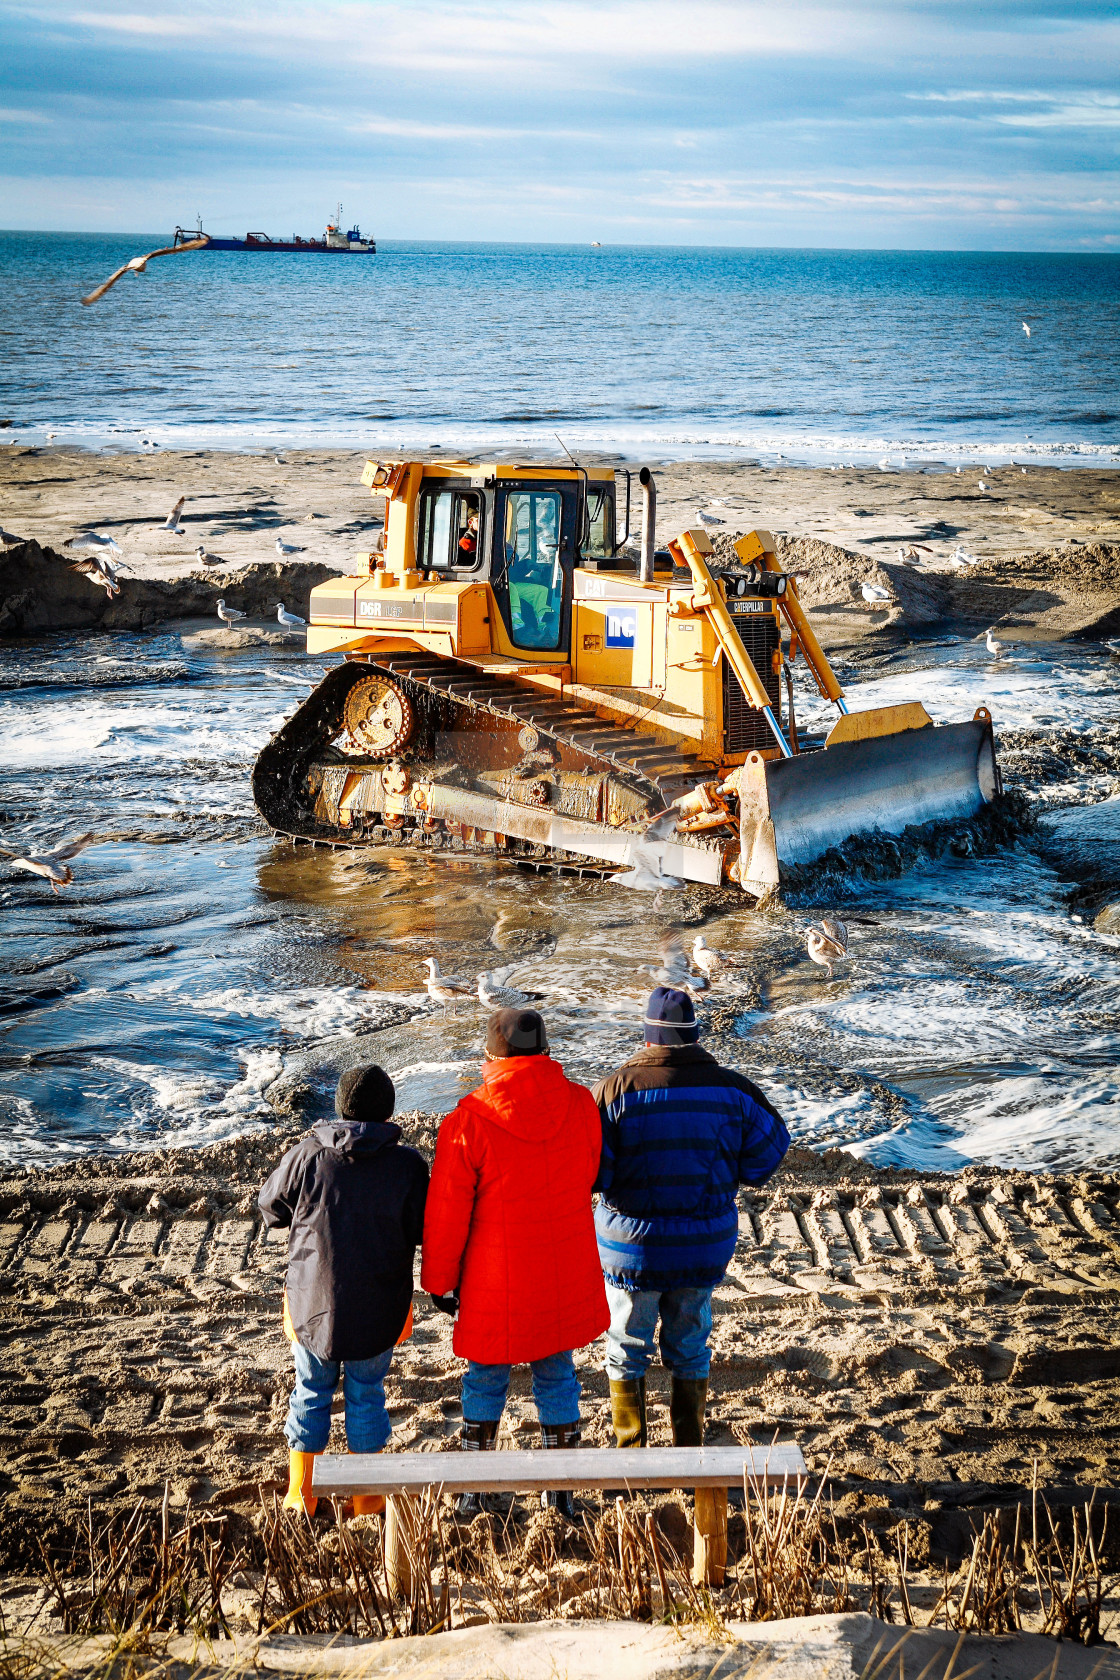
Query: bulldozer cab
xmin=414 ymin=469 xmax=615 ymax=655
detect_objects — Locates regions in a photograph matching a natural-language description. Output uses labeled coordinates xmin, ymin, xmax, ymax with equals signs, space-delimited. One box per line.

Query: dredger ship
xmin=251 ymin=460 xmax=1000 ymax=894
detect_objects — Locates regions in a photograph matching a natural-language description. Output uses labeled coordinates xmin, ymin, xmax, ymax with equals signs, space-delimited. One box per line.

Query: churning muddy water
xmin=2 ymin=627 xmax=1119 ymax=1173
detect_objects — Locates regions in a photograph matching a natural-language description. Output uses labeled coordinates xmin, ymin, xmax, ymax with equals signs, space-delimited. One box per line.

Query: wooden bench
xmin=313 ymin=1442 xmax=807 ymax=1592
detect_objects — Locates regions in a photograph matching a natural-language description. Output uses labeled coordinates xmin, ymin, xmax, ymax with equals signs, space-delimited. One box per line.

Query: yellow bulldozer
xmin=252 ymin=459 xmax=1000 ymax=894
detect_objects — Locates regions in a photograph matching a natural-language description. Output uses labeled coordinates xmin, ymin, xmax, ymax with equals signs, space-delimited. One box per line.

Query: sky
xmin=0 ymin=0 xmax=1117 ymax=248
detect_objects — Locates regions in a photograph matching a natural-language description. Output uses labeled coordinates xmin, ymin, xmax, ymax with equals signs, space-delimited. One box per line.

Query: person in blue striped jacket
xmin=592 ymin=985 xmax=789 ymax=1452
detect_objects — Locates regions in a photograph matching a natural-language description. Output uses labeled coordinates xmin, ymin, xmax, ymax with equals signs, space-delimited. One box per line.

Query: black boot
xmin=669 ymin=1376 xmax=708 ymax=1447
xmin=456 ymin=1418 xmax=499 ymax=1518
xmin=539 ymin=1421 xmax=581 ymax=1520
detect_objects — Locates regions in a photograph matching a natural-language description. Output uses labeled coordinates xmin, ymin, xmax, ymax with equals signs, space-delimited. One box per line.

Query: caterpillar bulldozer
xmin=252 ymin=459 xmax=1000 ymax=894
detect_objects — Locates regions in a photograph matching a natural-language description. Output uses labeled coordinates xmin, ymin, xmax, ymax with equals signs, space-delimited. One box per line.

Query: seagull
xmin=861 ymin=582 xmax=891 ymax=605
xmin=422 ymin=957 xmax=471 ymax=1005
xmin=653 ymin=932 xmax=710 ymax=992
xmin=950 ymin=546 xmax=978 ymax=568
xmin=276 ymin=601 xmax=306 ymax=630
xmin=478 ymin=971 xmax=545 ymax=1009
xmin=275 ymin=536 xmax=306 ymax=556
xmin=610 ymin=806 xmax=683 ymax=893
xmin=985 ymin=627 xmax=1005 ymax=660
xmin=195 ymin=545 xmax=223 ymax=567
xmin=806 ymin=919 xmax=848 ymax=979
xmin=63 ymin=531 xmax=122 ymax=557
xmin=0 ymin=526 xmax=24 ymax=546
xmin=70 ymin=554 xmax=123 ymax=597
xmin=216 ymin=598 xmax=246 ymax=630
xmin=978 ymin=481 xmax=989 ymax=493
xmin=1022 ymin=322 xmax=1031 ymax=337
xmin=696 ymin=509 xmax=724 ymax=527
xmin=691 ymin=934 xmax=726 ymax=981
xmin=0 ymin=832 xmax=99 ymax=893
xmin=274 ymin=455 xmax=286 ymax=465
xmin=162 ymin=496 xmax=186 ymax=533
xmin=80 ymin=235 xmax=209 ymax=306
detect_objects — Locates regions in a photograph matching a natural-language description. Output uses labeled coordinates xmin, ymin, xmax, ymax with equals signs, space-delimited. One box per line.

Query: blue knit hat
xmin=644 ymin=985 xmax=699 ymax=1046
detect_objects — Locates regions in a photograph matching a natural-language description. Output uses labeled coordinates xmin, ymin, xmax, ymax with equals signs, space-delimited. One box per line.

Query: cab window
xmin=585 ymin=489 xmax=613 ymax=558
xmin=418 ymin=490 xmax=481 ymax=571
xmin=501 ymin=490 xmax=564 ymax=649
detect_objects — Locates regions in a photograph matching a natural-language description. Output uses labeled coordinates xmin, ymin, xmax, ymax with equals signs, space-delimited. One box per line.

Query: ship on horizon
xmin=174 ymin=204 xmax=374 ymax=255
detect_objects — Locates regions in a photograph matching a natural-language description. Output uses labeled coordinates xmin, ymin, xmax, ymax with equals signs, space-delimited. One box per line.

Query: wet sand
xmin=2 ymin=447 xmax=1119 ymax=643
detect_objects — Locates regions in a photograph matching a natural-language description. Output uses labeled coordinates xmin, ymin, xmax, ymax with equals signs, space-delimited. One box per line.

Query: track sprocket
xmin=339 ymin=673 xmax=414 ymax=758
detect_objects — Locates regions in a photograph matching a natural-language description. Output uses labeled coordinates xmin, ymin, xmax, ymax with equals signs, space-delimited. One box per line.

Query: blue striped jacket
xmin=592 ymin=1044 xmax=788 ymax=1291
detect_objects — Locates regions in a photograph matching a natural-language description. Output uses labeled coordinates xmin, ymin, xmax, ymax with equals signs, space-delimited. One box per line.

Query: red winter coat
xmin=420 ymin=1054 xmax=609 ymax=1365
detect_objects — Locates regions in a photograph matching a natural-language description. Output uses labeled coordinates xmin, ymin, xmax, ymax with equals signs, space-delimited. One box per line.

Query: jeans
xmin=604 ymin=1282 xmax=714 ymax=1381
xmin=462 ymin=1350 xmax=581 ymax=1426
xmin=284 ymin=1343 xmax=394 ymax=1454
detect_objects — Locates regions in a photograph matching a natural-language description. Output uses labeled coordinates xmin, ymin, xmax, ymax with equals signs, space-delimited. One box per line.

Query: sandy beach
xmin=2 ymin=447 xmax=1120 ymax=642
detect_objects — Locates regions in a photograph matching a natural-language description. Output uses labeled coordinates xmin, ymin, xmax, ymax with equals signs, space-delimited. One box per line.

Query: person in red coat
xmin=421 ymin=1007 xmax=608 ymax=1516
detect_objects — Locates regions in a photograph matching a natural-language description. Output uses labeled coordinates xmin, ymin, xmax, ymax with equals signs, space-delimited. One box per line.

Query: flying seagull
xmin=81 ymin=236 xmax=210 ymax=306
xmin=1022 ymin=322 xmax=1031 ymax=337
xmin=70 ymin=554 xmax=124 ymax=597
xmin=610 ymin=805 xmax=684 ymax=893
xmin=216 ymin=598 xmax=246 ymax=630
xmin=276 ymin=601 xmax=306 ymax=630
xmin=806 ymin=919 xmax=848 ymax=979
xmin=162 ymin=496 xmax=186 ymax=533
xmin=275 ymin=536 xmax=306 ymax=556
xmin=64 ymin=531 xmax=121 ymax=557
xmin=0 ymin=832 xmax=99 ymax=893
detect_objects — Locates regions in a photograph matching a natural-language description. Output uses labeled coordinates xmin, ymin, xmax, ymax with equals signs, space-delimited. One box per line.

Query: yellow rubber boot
xmin=608 ymin=1377 xmax=647 ymax=1449
xmin=282 ymin=1450 xmax=319 ymax=1516
xmin=349 ymin=1451 xmax=385 ymax=1517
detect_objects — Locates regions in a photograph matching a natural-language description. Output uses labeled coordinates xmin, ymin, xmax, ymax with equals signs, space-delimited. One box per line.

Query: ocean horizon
xmin=1 ymin=232 xmax=1117 ymax=467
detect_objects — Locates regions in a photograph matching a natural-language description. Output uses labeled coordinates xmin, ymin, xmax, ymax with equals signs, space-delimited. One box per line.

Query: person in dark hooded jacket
xmin=258 ymin=1065 xmax=428 ymax=1516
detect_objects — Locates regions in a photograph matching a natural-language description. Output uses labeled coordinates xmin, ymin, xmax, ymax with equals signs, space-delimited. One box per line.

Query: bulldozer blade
xmin=737 ymin=716 xmax=1000 ymax=896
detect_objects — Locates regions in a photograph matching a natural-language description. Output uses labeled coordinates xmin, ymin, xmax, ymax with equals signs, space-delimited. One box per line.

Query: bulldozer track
xmin=371 ymin=650 xmax=714 ymax=798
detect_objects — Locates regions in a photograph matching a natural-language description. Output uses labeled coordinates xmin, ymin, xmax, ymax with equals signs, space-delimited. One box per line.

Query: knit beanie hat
xmin=336 ymin=1064 xmax=396 ymax=1122
xmin=485 ymin=1008 xmax=549 ymax=1059
xmin=644 ymin=985 xmax=699 ymax=1046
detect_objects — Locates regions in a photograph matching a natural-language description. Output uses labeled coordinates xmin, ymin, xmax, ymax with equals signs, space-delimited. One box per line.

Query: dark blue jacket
xmin=593 ymin=1044 xmax=788 ymax=1291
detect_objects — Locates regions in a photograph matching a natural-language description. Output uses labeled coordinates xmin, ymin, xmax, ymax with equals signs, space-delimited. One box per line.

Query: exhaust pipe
xmin=639 ymin=467 xmax=656 ymax=582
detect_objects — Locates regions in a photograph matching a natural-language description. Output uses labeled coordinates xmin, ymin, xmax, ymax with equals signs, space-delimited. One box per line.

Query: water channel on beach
xmin=1 ymin=627 xmax=1119 ymax=1174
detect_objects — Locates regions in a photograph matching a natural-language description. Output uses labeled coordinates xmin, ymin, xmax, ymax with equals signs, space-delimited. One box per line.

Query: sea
xmin=0 ymin=232 xmax=1118 ymax=464
xmin=1 ymin=233 xmax=1119 ymax=1175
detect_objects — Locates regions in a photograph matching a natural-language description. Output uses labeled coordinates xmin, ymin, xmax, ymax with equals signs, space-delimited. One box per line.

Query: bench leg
xmin=385 ymin=1494 xmax=422 ymax=1598
xmin=692 ymin=1487 xmax=728 ymax=1587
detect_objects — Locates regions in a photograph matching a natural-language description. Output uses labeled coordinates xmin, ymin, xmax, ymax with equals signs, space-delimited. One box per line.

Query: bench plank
xmin=313 ymin=1442 xmax=807 ymax=1496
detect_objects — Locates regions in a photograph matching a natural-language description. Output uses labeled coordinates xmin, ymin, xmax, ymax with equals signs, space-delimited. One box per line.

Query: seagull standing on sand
xmin=276 ymin=601 xmax=306 ymax=630
xmin=0 ymin=832 xmax=99 ymax=893
xmin=978 ymin=481 xmax=989 ymax=493
xmin=950 ymin=546 xmax=978 ymax=568
xmin=0 ymin=526 xmax=25 ymax=546
xmin=162 ymin=496 xmax=186 ymax=534
xmin=691 ymin=934 xmax=727 ymax=982
xmin=861 ymin=582 xmax=891 ymax=605
xmin=275 ymin=536 xmax=306 ymax=556
xmin=70 ymin=554 xmax=124 ymax=597
xmin=421 ymin=957 xmax=471 ymax=1006
xmin=64 ymin=531 xmax=121 ymax=557
xmin=195 ymin=545 xmax=223 ymax=567
xmin=477 ymin=971 xmax=545 ymax=1009
xmin=696 ymin=509 xmax=724 ymax=527
xmin=80 ymin=235 xmax=209 ymax=305
xmin=216 ymin=598 xmax=246 ymax=631
xmin=806 ymin=919 xmax=848 ymax=979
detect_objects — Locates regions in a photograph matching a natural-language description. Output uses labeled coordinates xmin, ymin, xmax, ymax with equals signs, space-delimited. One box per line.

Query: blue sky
xmin=1 ymin=0 xmax=1117 ymax=246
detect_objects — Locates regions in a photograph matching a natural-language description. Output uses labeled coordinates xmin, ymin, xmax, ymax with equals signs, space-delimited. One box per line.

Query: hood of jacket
xmin=468 ymin=1054 xmax=573 ymax=1140
xmin=311 ymin=1118 xmax=402 ymax=1155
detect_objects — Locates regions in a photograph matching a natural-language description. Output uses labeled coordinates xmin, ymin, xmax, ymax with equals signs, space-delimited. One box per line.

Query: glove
xmin=429 ymin=1291 xmax=460 ymax=1318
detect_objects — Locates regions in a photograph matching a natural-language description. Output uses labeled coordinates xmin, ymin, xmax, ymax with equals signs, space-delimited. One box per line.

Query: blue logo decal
xmin=606 ymin=609 xmax=636 ymax=648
